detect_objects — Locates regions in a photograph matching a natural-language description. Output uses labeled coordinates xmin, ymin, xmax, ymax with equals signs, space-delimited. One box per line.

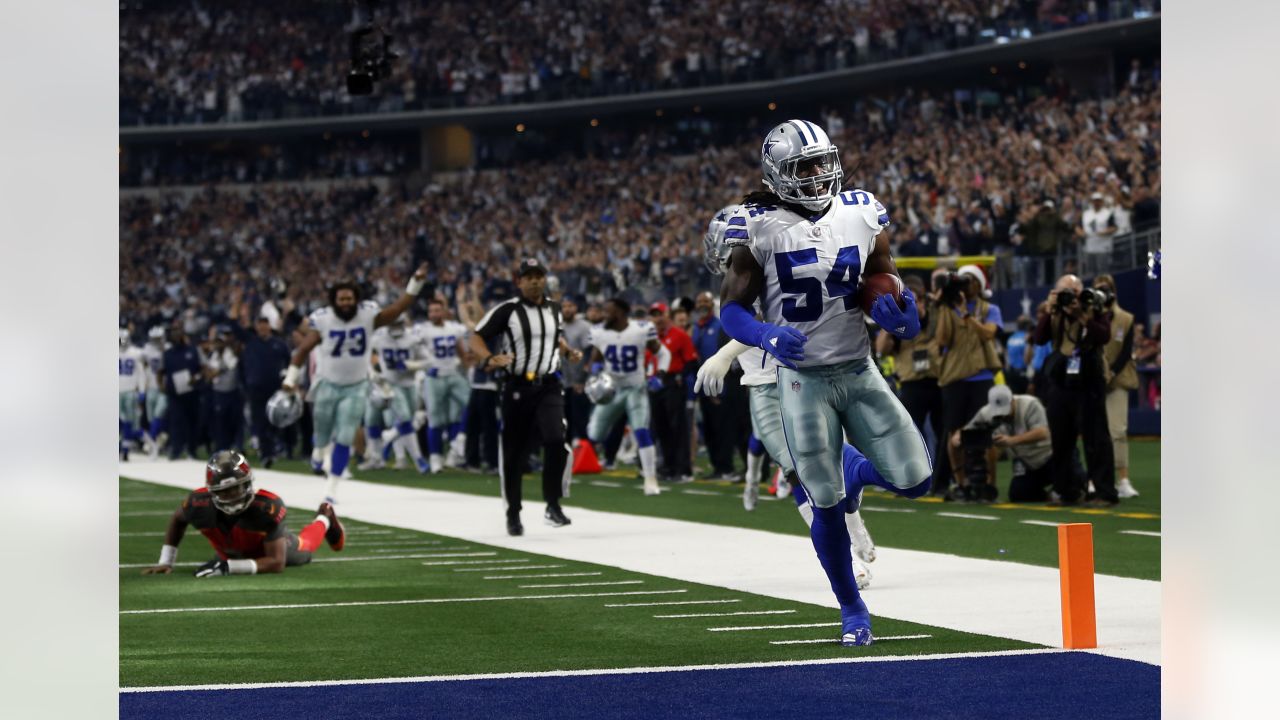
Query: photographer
xmin=949 ymin=385 xmax=1054 ymax=502
xmin=934 ymin=266 xmax=1004 ymax=501
xmin=876 ymin=275 xmax=942 ymax=492
xmin=1093 ymin=274 xmax=1140 ymax=499
xmin=1032 ymin=274 xmax=1118 ymax=506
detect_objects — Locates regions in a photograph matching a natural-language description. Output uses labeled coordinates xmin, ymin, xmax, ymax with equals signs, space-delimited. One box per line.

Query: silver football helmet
xmin=760 ymin=119 xmax=843 ymax=211
xmin=119 ymin=328 xmax=131 ymax=348
xmin=584 ymin=372 xmax=617 ymax=405
xmin=147 ymin=326 xmax=166 ymax=346
xmin=266 ymin=389 xmax=303 ymax=428
xmin=702 ymin=204 xmax=743 ymax=276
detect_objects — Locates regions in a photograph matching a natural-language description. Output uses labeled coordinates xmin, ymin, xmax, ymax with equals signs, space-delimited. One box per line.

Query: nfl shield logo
xmin=791 ymin=381 xmax=801 ymax=392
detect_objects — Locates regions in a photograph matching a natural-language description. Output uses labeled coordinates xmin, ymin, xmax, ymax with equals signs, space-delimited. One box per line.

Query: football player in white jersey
xmin=119 ymin=329 xmax=149 ymax=460
xmin=699 ymin=205 xmax=875 ymax=588
xmin=282 ymin=264 xmax=429 ymax=504
xmin=363 ymin=315 xmax=430 ymax=473
xmin=141 ymin=326 xmax=169 ymax=457
xmin=718 ymin=120 xmax=929 ymax=646
xmin=418 ymin=298 xmax=473 ymax=473
xmin=585 ymin=297 xmax=670 ymax=496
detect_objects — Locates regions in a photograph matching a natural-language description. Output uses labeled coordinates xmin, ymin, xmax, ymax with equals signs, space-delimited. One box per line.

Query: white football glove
xmin=413 ymin=410 xmax=428 ymax=430
xmin=694 ymin=340 xmax=751 ymax=397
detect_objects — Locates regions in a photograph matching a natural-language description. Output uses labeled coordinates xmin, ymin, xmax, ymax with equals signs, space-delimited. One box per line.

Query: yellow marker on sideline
xmin=1058 ymin=523 xmax=1097 ymax=649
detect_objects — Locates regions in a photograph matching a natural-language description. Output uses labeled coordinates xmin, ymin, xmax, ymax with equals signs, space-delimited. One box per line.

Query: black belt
xmin=503 ymin=372 xmax=562 ymax=388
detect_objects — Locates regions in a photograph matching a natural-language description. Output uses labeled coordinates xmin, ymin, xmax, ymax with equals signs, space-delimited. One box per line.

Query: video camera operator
xmin=934 ymin=265 xmax=1004 ymax=501
xmin=949 ymin=385 xmax=1054 ymax=502
xmin=1032 ymin=274 xmax=1118 ymax=506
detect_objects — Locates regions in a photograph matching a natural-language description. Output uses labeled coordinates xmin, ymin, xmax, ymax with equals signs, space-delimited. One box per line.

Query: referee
xmin=469 ymin=258 xmax=583 ymax=536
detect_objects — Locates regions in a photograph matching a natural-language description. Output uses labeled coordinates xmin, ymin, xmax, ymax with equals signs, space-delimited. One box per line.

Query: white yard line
xmin=680 ymin=489 xmax=722 ymax=496
xmin=120 ymin=647 xmax=1069 ymax=692
xmin=367 ymin=547 xmax=466 ymax=553
xmin=351 ymin=539 xmax=445 ymax=546
xmin=1119 ymin=530 xmax=1161 ymax=537
xmin=588 ymin=481 xmax=624 ymax=488
xmin=420 ymin=559 xmax=525 ymax=567
xmin=605 ymin=599 xmax=740 ymax=608
xmin=858 ymin=506 xmax=917 ymax=513
xmin=1020 ymin=520 xmax=1065 ymax=528
xmin=452 ymin=564 xmax=561 ymax=572
xmin=484 ymin=572 xmax=602 ymax=580
xmin=655 ymin=610 xmax=796 ymax=619
xmin=119 ymin=552 xmax=498 ymax=569
xmin=769 ymin=634 xmax=933 ymax=645
xmin=707 ymin=622 xmax=837 ymax=632
xmin=120 ymin=460 xmax=1161 ymax=665
xmin=119 ymin=510 xmax=175 ymax=517
xmin=119 ymin=532 xmax=164 ymax=537
xmin=518 ymin=580 xmax=643 ymax=589
xmin=120 ymin=589 xmax=688 ymax=616
xmin=936 ymin=512 xmax=1000 ymax=521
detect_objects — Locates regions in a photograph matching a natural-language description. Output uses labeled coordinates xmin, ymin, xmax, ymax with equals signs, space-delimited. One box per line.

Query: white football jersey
xmin=141 ymin=344 xmax=165 ymax=392
xmin=371 ymin=327 xmax=424 ymax=387
xmin=119 ymin=345 xmax=147 ymax=393
xmin=737 ymin=189 xmax=889 ymax=367
xmin=418 ymin=320 xmax=469 ymax=375
xmin=308 ymin=301 xmax=381 ymax=385
xmin=589 ymin=320 xmax=656 ymax=387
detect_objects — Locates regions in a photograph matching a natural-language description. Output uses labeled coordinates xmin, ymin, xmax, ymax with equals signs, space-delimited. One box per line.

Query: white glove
xmin=694 ymin=340 xmax=751 ymax=397
xmin=413 ymin=410 xmax=428 ymax=430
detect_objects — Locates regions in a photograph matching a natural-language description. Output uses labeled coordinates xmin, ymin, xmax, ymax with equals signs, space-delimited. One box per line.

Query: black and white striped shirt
xmin=475 ymin=296 xmax=563 ymax=380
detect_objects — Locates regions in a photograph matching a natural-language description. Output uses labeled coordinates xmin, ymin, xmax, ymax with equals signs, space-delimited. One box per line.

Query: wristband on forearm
xmin=158 ymin=544 xmax=178 ymax=567
xmin=406 ymin=276 xmax=426 ymax=296
xmin=284 ymin=364 xmax=301 ymax=387
xmin=720 ymin=301 xmax=767 ymax=348
xmin=227 ymin=559 xmax=258 ymax=575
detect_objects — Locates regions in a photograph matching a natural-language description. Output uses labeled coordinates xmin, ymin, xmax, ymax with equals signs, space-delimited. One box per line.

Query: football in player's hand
xmin=857 ymin=273 xmax=905 ymax=315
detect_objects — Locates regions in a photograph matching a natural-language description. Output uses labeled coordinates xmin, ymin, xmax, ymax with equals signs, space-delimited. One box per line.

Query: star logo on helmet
xmin=763 ymin=140 xmax=779 ymax=155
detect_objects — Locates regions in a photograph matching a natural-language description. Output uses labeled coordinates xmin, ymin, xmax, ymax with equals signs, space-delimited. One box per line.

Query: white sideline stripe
xmin=936 ymin=512 xmax=999 ymax=521
xmin=770 ymin=634 xmax=933 ymax=645
xmin=368 ymin=547 xmax=465 ymax=553
xmin=118 ymin=552 xmax=496 ymax=569
xmin=858 ymin=506 xmax=916 ymax=514
xmin=1119 ymin=530 xmax=1161 ymax=537
xmin=484 ymin=572 xmax=601 ymax=580
xmin=605 ymin=599 xmax=740 ymax=608
xmin=519 ymin=580 xmax=643 ymax=589
xmin=680 ymin=489 xmax=721 ymax=496
xmin=120 ymin=589 xmax=687 ymax=615
xmin=346 ymin=529 xmax=397 ymax=535
xmin=588 ymin=481 xmax=624 ymax=488
xmin=453 ymin=564 xmax=561 ymax=573
xmin=119 ymin=647 xmax=1071 ymax=693
xmin=1020 ymin=520 xmax=1063 ymax=528
xmin=707 ymin=622 xmax=837 ymax=632
xmin=655 ymin=610 xmax=796 ymax=619
xmin=421 ymin=559 xmax=528 ymax=567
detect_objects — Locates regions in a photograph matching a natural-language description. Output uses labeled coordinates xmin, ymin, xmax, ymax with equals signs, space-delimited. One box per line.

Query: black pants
xmin=650 ymin=376 xmax=691 ymax=477
xmin=565 ymin=385 xmax=591 ymax=442
xmin=211 ymin=389 xmax=243 ymax=452
xmin=166 ymin=391 xmax=201 ymax=460
xmin=500 ymin=380 xmax=569 ymax=517
xmin=719 ymin=368 xmax=750 ymax=470
xmin=899 ymin=378 xmax=943 ymax=478
xmin=1008 ymin=459 xmax=1054 ymax=502
xmin=465 ymin=388 xmax=500 ymax=469
xmin=699 ymin=393 xmax=735 ymax=475
xmin=937 ymin=379 xmax=993 ymax=488
xmin=1046 ymin=380 xmax=1117 ymax=503
xmin=246 ymin=384 xmax=280 ymax=460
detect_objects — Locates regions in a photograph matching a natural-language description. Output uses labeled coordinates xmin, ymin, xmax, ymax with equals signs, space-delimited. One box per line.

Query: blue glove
xmin=871 ymin=288 xmax=921 ymax=339
xmin=427 ymin=368 xmax=439 ymax=378
xmin=591 ymin=362 xmax=604 ymax=375
xmin=646 ymin=375 xmax=664 ymax=392
xmin=758 ymin=324 xmax=808 ymax=369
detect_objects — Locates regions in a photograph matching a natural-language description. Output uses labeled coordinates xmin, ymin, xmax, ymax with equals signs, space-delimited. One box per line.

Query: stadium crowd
xmin=119 ymin=0 xmax=1157 ymax=125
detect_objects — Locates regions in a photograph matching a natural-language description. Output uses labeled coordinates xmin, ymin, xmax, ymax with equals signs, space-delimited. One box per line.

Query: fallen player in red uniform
xmin=142 ymin=450 xmax=345 ymax=577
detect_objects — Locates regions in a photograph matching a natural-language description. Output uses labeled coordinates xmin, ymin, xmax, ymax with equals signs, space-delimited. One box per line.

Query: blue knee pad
xmin=634 ymin=428 xmax=653 ymax=448
xmin=747 ymin=434 xmax=765 ymax=456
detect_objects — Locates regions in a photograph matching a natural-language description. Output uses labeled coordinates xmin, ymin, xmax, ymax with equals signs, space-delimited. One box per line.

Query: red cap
xmin=648 ymin=302 xmax=669 ymax=315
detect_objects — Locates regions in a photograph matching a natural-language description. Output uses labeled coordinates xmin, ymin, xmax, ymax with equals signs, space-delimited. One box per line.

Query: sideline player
xmin=698 ymin=206 xmax=875 ymax=587
xmin=141 ymin=326 xmax=169 ymax=457
xmin=282 ymin=264 xmax=428 ymax=504
xmin=141 ymin=451 xmax=345 ymax=576
xmin=717 ymin=120 xmax=930 ymax=645
xmin=417 ymin=298 xmax=473 ymax=473
xmin=585 ymin=297 xmax=670 ymax=496
xmin=364 ymin=315 xmax=429 ymax=473
xmin=119 ymin=329 xmax=149 ymax=460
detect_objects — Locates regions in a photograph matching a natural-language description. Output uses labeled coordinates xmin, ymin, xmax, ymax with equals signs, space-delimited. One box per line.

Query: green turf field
xmin=265 ymin=439 xmax=1160 ymax=580
xmin=119 ymin=478 xmax=1040 ymax=688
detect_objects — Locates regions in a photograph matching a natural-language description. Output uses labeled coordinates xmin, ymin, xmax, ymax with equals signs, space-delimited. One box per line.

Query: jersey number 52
xmin=775 ymin=247 xmax=861 ymax=322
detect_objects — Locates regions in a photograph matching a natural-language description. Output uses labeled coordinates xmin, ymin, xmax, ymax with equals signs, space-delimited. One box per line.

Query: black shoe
xmin=263 ymin=455 xmax=275 ymax=469
xmin=506 ymin=516 xmax=524 ymax=536
xmin=544 ymin=505 xmax=571 ymax=528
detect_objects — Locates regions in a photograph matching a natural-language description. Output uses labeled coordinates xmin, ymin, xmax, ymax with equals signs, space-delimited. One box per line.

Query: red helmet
xmin=205 ymin=451 xmax=256 ymax=515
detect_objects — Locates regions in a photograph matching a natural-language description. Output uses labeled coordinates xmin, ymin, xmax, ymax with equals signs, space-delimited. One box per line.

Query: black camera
xmin=347 ymin=2 xmax=398 ymax=96
xmin=937 ymin=272 xmax=969 ymax=307
xmin=956 ymin=424 xmax=1000 ymax=502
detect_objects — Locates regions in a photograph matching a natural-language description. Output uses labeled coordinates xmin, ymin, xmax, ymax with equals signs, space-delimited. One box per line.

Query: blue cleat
xmin=415 ymin=457 xmax=431 ymax=474
xmin=842 ymin=627 xmax=874 ymax=646
xmin=840 ymin=603 xmax=874 ymax=647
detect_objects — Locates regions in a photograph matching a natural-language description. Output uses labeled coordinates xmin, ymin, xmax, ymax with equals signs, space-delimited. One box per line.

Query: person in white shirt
xmin=1081 ymin=191 xmax=1117 ymax=277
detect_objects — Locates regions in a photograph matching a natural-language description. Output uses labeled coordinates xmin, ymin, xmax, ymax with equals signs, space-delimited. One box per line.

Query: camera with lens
xmin=1054 ymin=287 xmax=1108 ymax=315
xmin=936 ymin=271 xmax=969 ymax=307
xmin=958 ymin=423 xmax=1000 ymax=502
xmin=347 ymin=2 xmax=398 ymax=96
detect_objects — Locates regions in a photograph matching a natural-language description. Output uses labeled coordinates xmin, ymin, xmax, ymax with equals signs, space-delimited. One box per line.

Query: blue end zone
xmin=122 ymin=652 xmax=1158 ymax=719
